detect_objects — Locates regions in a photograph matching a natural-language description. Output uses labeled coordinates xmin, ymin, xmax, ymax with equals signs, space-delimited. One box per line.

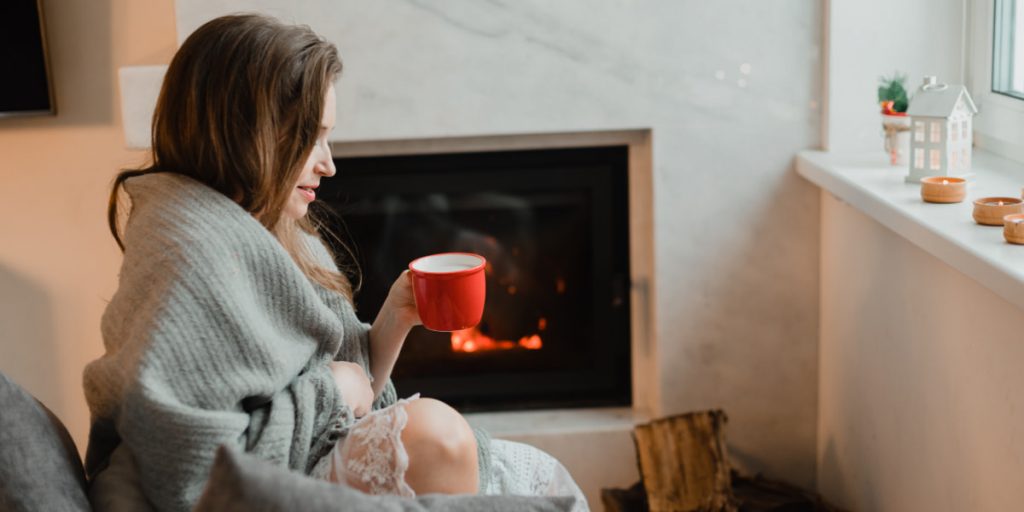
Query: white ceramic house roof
xmin=906 ymin=82 xmax=978 ymax=118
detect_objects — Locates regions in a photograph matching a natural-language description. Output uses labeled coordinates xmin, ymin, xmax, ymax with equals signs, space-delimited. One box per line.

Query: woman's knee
xmin=401 ymin=398 xmax=478 ymax=494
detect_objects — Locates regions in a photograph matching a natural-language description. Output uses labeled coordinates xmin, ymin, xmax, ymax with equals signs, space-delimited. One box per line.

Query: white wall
xmin=826 ymin=0 xmax=966 ymax=151
xmin=0 ymin=0 xmax=177 ymax=451
xmin=818 ymin=192 xmax=1024 ymax=510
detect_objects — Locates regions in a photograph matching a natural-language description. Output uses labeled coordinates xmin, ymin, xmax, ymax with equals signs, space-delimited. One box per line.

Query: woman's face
xmin=284 ymin=83 xmax=337 ymax=220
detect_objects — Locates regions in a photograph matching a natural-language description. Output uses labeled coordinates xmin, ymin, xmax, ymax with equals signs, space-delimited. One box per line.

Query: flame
xmin=451 ymin=326 xmax=544 ymax=353
xmin=519 ymin=334 xmax=542 ymax=350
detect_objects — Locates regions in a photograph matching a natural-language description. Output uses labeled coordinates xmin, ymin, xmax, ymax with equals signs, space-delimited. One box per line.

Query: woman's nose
xmin=318 ymin=156 xmax=336 ymax=177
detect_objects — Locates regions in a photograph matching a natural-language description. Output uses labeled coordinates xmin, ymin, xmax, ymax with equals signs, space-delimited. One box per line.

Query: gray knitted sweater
xmin=82 ymin=172 xmax=399 ymax=511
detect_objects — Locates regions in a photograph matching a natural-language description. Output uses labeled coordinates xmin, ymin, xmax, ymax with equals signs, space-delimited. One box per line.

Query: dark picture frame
xmin=0 ymin=0 xmax=56 ymax=118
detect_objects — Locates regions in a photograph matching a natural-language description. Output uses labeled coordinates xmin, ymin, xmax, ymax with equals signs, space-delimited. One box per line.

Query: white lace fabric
xmin=324 ymin=397 xmax=590 ymax=511
xmin=328 ymin=393 xmax=420 ymax=497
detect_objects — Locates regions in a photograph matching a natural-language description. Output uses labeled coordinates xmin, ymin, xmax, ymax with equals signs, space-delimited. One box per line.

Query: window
xmin=972 ymin=0 xmax=1024 ymax=161
xmin=993 ymin=0 xmax=1024 ymax=99
xmin=966 ymin=0 xmax=1024 ymax=159
xmin=914 ymin=121 xmax=925 ymax=142
xmin=961 ymin=119 xmax=969 ymax=136
xmin=930 ymin=122 xmax=942 ymax=143
xmin=951 ymin=121 xmax=959 ymax=141
xmin=930 ymin=149 xmax=941 ymax=170
xmin=951 ymin=149 xmax=959 ymax=170
xmin=915 ymin=148 xmax=925 ymax=169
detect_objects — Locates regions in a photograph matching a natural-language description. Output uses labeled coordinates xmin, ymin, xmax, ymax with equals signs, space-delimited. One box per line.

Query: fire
xmin=450 ymin=326 xmax=544 ymax=353
xmin=519 ymin=334 xmax=542 ymax=350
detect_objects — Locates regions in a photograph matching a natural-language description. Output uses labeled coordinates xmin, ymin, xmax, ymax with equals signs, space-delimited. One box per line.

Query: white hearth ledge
xmin=797 ymin=150 xmax=1024 ymax=311
xmin=465 ymin=406 xmax=644 ymax=438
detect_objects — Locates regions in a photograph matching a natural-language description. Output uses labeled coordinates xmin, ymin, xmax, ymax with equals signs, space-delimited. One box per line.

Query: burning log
xmin=449 ymin=327 xmax=543 ymax=353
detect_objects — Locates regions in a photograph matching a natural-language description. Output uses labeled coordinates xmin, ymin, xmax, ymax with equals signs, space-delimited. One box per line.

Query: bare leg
xmin=398 ymin=398 xmax=479 ymax=495
xmin=338 ymin=397 xmax=479 ymax=495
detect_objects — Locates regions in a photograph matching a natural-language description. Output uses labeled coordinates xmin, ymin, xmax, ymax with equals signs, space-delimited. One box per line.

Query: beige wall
xmin=818 ymin=192 xmax=1024 ymax=510
xmin=0 ymin=0 xmax=176 ymax=451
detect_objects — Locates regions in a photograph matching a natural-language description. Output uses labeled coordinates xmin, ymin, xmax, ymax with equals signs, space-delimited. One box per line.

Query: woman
xmin=83 ymin=13 xmax=586 ymax=512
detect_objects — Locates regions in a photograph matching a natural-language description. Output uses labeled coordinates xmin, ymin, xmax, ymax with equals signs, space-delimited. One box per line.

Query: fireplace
xmin=319 ymin=146 xmax=631 ymax=412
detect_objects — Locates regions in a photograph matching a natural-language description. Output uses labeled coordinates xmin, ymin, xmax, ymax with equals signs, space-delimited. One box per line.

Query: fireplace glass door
xmin=319 ymin=146 xmax=631 ymax=412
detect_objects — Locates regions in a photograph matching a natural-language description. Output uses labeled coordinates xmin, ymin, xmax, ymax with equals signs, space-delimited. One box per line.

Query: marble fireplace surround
xmin=120 ymin=0 xmax=822 ymax=503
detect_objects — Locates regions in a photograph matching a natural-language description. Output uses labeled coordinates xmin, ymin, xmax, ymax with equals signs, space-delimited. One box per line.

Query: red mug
xmin=408 ymin=253 xmax=487 ymax=332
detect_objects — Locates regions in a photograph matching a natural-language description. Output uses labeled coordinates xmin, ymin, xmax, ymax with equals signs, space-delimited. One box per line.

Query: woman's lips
xmin=297 ymin=186 xmax=316 ymax=201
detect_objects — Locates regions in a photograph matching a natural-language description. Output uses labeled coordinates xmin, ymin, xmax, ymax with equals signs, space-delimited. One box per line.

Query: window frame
xmin=969 ymin=0 xmax=1024 ymax=160
xmin=990 ymin=0 xmax=1021 ymax=98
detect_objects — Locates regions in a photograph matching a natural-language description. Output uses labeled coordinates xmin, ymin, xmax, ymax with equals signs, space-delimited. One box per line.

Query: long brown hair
xmin=108 ymin=14 xmax=357 ymax=298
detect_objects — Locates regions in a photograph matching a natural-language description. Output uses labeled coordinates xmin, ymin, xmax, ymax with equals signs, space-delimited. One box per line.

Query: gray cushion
xmin=0 ymin=372 xmax=90 ymax=512
xmin=195 ymin=445 xmax=576 ymax=512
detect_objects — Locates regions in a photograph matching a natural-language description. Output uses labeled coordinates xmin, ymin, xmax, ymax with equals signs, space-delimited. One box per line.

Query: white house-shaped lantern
xmin=905 ymin=76 xmax=978 ymax=183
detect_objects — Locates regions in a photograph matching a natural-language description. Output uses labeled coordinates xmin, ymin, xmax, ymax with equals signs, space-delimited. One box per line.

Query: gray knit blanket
xmin=82 ymin=172 xmax=406 ymax=511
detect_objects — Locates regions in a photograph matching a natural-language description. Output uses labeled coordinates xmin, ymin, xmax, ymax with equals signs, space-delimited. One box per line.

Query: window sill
xmin=796 ymin=149 xmax=1024 ymax=311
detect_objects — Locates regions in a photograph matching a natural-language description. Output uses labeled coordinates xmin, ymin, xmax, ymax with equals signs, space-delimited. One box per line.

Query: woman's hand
xmin=328 ymin=361 xmax=374 ymax=417
xmin=379 ymin=270 xmax=421 ymax=331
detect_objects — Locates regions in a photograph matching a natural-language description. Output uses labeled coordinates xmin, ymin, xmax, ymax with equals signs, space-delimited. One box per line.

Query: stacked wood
xmin=730 ymin=472 xmax=849 ymax=512
xmin=603 ymin=475 xmax=848 ymax=512
xmin=601 ymin=481 xmax=647 ymax=512
xmin=604 ymin=408 xmax=848 ymax=512
xmin=632 ymin=409 xmax=736 ymax=512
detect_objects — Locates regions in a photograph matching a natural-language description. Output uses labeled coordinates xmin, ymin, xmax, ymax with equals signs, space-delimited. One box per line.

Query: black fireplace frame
xmin=321 ymin=146 xmax=632 ymax=412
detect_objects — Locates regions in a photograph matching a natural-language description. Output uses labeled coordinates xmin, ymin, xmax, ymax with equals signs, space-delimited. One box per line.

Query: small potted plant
xmin=879 ymin=72 xmax=912 ymax=166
